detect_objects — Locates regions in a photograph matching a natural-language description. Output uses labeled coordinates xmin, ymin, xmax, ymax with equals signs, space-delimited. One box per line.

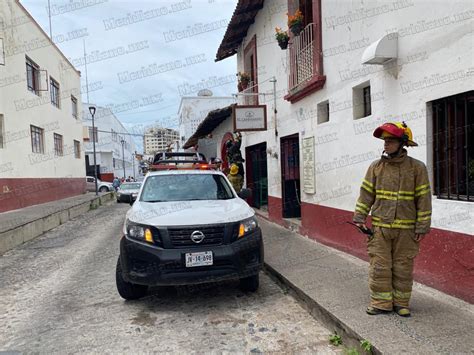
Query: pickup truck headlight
xmin=126 ymin=220 xmax=153 ymax=243
xmin=238 ymin=216 xmax=258 ymax=238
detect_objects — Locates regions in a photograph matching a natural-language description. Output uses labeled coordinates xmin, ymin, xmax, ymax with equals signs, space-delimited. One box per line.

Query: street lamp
xmin=88 ymin=106 xmax=98 ymax=196
xmin=132 ymin=151 xmax=136 ymax=180
xmin=120 ymin=139 xmax=126 ymax=179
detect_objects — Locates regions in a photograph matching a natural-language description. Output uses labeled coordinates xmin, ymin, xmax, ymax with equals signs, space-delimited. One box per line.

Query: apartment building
xmin=0 ymin=0 xmax=85 ymax=212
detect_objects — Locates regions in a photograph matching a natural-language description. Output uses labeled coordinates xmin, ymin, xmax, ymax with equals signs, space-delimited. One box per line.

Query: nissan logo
xmin=190 ymin=230 xmax=205 ymax=244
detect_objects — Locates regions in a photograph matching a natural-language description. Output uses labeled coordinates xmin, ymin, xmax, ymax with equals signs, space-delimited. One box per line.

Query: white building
xmin=143 ymin=126 xmax=179 ymax=155
xmin=0 ymin=0 xmax=85 ymax=212
xmin=178 ymin=89 xmax=235 ymax=147
xmin=82 ymin=104 xmax=139 ymax=181
xmin=216 ymin=0 xmax=474 ymax=301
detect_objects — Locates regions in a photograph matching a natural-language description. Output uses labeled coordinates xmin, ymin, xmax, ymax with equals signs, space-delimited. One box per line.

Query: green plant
xmin=287 ymin=9 xmax=303 ymax=28
xmin=275 ymin=27 xmax=289 ymax=42
xmin=360 ymin=339 xmax=372 ymax=353
xmin=237 ymin=71 xmax=251 ymax=84
xmin=345 ymin=348 xmax=360 ymax=355
xmin=329 ymin=332 xmax=343 ymax=346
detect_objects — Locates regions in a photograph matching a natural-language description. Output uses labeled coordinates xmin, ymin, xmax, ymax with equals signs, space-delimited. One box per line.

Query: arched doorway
xmin=220 ymin=132 xmax=233 ymax=172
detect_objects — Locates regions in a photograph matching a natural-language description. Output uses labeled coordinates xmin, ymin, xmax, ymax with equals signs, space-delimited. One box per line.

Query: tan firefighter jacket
xmin=353 ymin=149 xmax=432 ymax=234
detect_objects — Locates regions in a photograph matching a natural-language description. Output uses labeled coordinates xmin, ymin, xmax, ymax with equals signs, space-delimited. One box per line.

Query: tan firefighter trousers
xmin=367 ymin=226 xmax=420 ymax=310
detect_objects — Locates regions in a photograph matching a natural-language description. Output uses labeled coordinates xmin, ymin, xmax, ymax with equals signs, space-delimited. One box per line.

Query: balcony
xmin=285 ymin=23 xmax=325 ymax=103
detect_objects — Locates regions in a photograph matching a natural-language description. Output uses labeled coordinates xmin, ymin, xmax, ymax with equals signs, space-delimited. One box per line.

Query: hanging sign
xmin=233 ymin=105 xmax=267 ymax=131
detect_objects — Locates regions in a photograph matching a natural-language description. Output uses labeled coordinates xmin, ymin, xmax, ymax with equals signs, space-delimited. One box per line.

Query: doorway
xmin=280 ymin=134 xmax=301 ymax=218
xmin=245 ymin=143 xmax=268 ymax=209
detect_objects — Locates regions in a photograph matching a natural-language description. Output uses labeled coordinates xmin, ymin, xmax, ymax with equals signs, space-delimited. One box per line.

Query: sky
xmin=21 ymin=0 xmax=238 ymax=151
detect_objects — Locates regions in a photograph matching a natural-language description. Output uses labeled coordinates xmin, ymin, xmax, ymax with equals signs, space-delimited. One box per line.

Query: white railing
xmin=288 ymin=23 xmax=314 ymax=91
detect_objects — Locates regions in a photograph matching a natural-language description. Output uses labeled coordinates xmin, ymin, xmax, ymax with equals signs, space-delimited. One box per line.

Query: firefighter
xmin=227 ymin=163 xmax=243 ymax=193
xmin=353 ymin=122 xmax=432 ymax=317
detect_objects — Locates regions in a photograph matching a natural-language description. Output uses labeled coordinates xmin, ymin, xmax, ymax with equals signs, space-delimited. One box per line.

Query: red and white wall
xmin=0 ymin=0 xmax=86 ymax=212
xmin=231 ymin=0 xmax=474 ymax=302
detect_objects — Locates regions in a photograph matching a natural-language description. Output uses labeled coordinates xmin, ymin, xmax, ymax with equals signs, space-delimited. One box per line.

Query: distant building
xmin=0 ymin=0 xmax=85 ymax=212
xmin=143 ymin=127 xmax=179 ymax=155
xmin=178 ymin=89 xmax=235 ymax=147
xmin=82 ymin=104 xmax=138 ymax=181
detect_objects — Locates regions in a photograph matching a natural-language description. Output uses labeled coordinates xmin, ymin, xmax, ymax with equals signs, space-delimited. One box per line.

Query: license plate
xmin=185 ymin=251 xmax=213 ymax=267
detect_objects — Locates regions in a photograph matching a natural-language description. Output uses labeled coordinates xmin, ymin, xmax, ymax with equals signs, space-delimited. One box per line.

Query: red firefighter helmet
xmin=373 ymin=122 xmax=418 ymax=147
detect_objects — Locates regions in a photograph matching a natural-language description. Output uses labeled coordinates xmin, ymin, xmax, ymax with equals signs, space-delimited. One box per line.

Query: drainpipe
xmin=270 ymin=76 xmax=278 ymax=137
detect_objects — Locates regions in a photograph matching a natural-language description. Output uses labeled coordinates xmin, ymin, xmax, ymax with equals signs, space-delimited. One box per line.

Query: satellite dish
xmin=197 ymin=89 xmax=213 ymax=96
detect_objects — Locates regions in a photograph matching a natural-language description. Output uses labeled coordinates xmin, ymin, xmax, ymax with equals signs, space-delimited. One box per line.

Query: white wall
xmin=178 ymin=96 xmax=236 ymax=143
xmin=235 ymin=0 xmax=474 ymax=235
xmin=82 ymin=105 xmax=139 ymax=179
xmin=0 ymin=0 xmax=85 ymax=179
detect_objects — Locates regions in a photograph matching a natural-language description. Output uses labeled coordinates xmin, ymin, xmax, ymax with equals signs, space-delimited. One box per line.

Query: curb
xmin=263 ymin=262 xmax=381 ymax=355
xmin=0 ymin=192 xmax=115 ymax=255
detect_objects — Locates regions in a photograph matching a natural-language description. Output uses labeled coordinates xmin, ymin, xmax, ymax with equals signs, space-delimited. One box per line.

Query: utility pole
xmin=121 ymin=139 xmax=126 ymax=179
xmin=88 ymin=107 xmax=98 ymax=195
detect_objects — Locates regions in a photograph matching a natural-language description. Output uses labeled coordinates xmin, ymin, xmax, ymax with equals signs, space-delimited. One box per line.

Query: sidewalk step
xmin=0 ymin=193 xmax=115 ymax=255
xmin=258 ymin=217 xmax=474 ymax=355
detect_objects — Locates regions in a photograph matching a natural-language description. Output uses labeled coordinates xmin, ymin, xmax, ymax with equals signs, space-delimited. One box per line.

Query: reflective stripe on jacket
xmin=353 ymin=149 xmax=432 ymax=234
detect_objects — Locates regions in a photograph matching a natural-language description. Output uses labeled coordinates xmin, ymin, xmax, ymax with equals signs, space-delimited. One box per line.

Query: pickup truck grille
xmin=168 ymin=226 xmax=225 ymax=248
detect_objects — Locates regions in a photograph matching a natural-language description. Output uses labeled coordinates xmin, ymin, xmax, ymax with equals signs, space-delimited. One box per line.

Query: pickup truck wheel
xmin=99 ymin=186 xmax=108 ymax=193
xmin=239 ymin=273 xmax=259 ymax=292
xmin=116 ymin=257 xmax=148 ymax=300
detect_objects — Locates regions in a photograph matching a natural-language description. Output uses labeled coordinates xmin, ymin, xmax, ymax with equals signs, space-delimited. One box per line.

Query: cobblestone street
xmin=0 ymin=204 xmax=340 ymax=354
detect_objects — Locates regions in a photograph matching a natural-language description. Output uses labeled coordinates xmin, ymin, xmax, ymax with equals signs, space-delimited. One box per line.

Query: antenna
xmin=83 ymin=39 xmax=90 ymax=104
xmin=47 ymin=0 xmax=53 ymax=39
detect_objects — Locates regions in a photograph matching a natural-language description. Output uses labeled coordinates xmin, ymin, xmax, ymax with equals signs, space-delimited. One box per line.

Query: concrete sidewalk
xmin=257 ymin=216 xmax=474 ymax=355
xmin=0 ymin=192 xmax=115 ymax=255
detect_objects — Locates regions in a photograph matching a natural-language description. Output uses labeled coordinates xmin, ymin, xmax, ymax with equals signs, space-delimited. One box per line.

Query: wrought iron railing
xmin=288 ymin=23 xmax=314 ymax=91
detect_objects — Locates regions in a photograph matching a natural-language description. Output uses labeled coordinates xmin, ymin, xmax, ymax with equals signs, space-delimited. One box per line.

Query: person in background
xmin=112 ymin=176 xmax=121 ymax=192
xmin=227 ymin=163 xmax=243 ymax=193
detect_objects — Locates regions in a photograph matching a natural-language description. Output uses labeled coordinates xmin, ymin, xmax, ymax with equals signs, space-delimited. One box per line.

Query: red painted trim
xmin=284 ymin=75 xmax=326 ymax=103
xmin=220 ymin=132 xmax=234 ymax=172
xmin=0 ymin=178 xmax=86 ymax=213
xmin=299 ymin=202 xmax=474 ymax=303
xmin=268 ymin=195 xmax=283 ymax=224
xmin=243 ymin=35 xmax=259 ymax=105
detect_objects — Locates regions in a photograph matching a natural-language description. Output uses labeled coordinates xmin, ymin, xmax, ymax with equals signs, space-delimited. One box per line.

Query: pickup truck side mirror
xmin=238 ymin=188 xmax=251 ymax=199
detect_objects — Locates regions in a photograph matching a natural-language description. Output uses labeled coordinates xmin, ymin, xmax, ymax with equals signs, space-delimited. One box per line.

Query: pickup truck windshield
xmin=141 ymin=174 xmax=235 ymax=202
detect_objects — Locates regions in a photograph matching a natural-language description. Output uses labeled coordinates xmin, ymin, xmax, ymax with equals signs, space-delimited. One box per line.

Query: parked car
xmin=116 ymin=182 xmax=142 ymax=203
xmin=116 ymin=168 xmax=263 ymax=300
xmin=86 ymin=176 xmax=114 ymax=193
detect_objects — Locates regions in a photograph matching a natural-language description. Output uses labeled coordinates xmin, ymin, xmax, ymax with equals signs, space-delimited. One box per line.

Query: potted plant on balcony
xmin=237 ymin=71 xmax=251 ymax=92
xmin=287 ymin=9 xmax=304 ymax=36
xmin=275 ymin=27 xmax=289 ymax=49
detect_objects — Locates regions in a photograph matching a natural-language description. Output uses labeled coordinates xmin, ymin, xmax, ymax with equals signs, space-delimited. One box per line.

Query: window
xmin=113 ymin=157 xmax=116 ymax=168
xmin=50 ymin=77 xmax=60 ymax=108
xmin=71 ymin=96 xmax=78 ymax=118
xmin=353 ymin=81 xmax=371 ymax=119
xmin=88 ymin=126 xmax=98 ymax=142
xmin=317 ymin=100 xmax=329 ymax=124
xmin=30 ymin=125 xmax=44 ymax=153
xmin=54 ymin=133 xmax=63 ymax=156
xmin=432 ymin=90 xmax=474 ymax=201
xmin=243 ymin=35 xmax=258 ymax=105
xmin=74 ymin=140 xmax=81 ymax=158
xmin=285 ymin=0 xmax=325 ymax=103
xmin=0 ymin=114 xmax=4 ymax=149
xmin=26 ymin=56 xmax=40 ymax=95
